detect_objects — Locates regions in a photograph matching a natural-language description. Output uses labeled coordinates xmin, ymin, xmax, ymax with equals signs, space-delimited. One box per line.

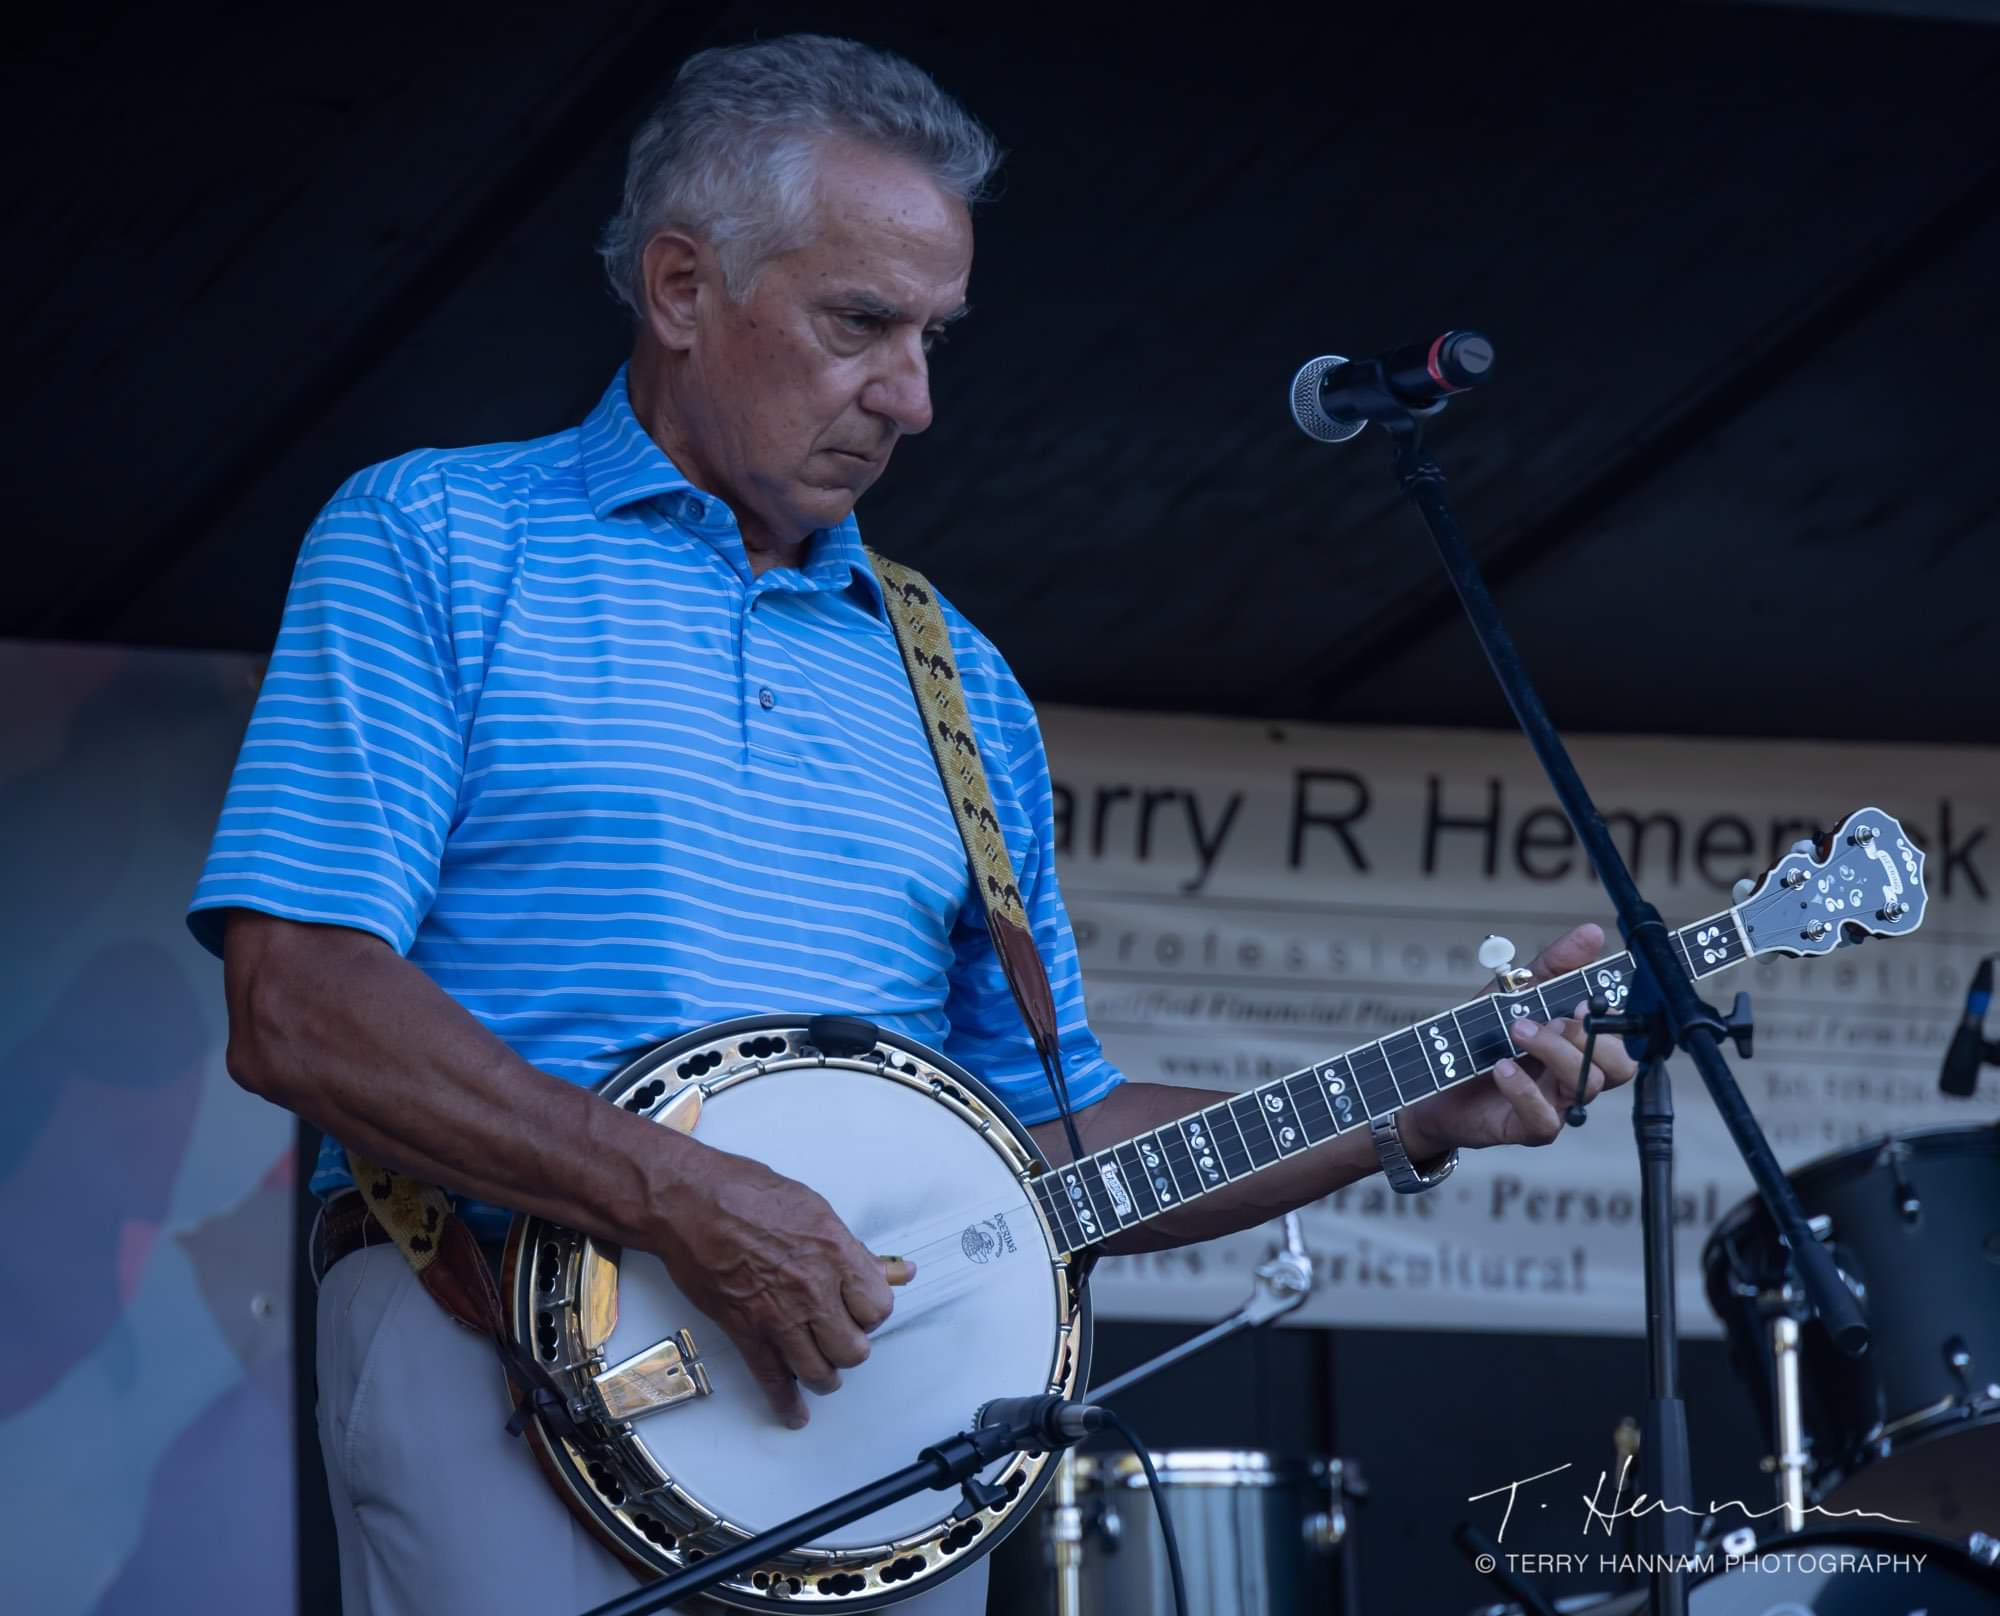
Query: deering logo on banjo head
xmin=961 ymin=1213 xmax=1020 ymax=1265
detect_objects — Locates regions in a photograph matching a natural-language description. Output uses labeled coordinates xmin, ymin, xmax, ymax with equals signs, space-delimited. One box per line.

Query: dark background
xmin=11 ymin=1 xmax=1996 ymax=1611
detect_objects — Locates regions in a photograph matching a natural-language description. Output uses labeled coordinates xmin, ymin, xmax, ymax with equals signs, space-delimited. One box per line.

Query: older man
xmin=192 ymin=32 xmax=1634 ymax=1616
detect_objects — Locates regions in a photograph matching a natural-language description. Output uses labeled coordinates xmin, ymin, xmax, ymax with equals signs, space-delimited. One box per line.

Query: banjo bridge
xmin=591 ymin=1328 xmax=713 ymax=1422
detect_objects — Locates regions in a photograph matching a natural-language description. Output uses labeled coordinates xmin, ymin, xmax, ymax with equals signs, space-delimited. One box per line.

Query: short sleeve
xmin=187 ymin=493 xmax=463 ymax=958
xmin=942 ymin=705 xmax=1124 ymax=1126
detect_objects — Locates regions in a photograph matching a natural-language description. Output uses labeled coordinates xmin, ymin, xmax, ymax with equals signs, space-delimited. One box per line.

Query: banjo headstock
xmin=1735 ymin=806 xmax=1927 ymax=959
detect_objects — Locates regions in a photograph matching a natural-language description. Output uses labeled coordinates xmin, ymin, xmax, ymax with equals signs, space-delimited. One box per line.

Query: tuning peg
xmin=1733 ymin=876 xmax=1757 ymax=903
xmin=1479 ymin=935 xmax=1537 ymax=991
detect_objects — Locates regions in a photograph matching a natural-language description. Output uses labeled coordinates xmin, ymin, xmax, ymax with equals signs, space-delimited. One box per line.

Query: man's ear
xmin=639 ymin=231 xmax=704 ymax=352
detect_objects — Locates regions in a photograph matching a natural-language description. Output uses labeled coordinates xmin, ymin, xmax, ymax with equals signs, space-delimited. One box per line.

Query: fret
xmin=1032 ymin=1174 xmax=1081 ymax=1251
xmin=1285 ymin=1067 xmax=1338 ymax=1144
xmin=1539 ymin=971 xmax=1585 ymax=1019
xmin=1672 ymin=926 xmax=1698 ymax=980
xmin=1053 ymin=1161 xmax=1104 ymax=1246
xmin=1134 ymin=1129 xmax=1185 ymax=1210
xmin=1078 ymin=1150 xmax=1134 ymax=1232
xmin=1229 ymin=1093 xmax=1282 ymax=1168
xmin=1419 ymin=1010 xmax=1478 ymax=1093
xmin=1380 ymin=1030 xmax=1438 ymax=1100
xmin=1180 ymin=1112 xmax=1230 ymax=1190
xmin=1158 ymin=1125 xmax=1204 ymax=1200
xmin=1458 ymin=998 xmax=1515 ymax=1069
xmin=1205 ymin=1102 xmax=1254 ymax=1177
xmin=1314 ymin=1056 xmax=1369 ymax=1131
xmin=1576 ymin=954 xmax=1635 ymax=1018
xmin=1685 ymin=915 xmax=1744 ymax=976
xmin=1114 ymin=1140 xmax=1163 ymax=1220
xmin=1347 ymin=1042 xmax=1405 ymax=1114
xmin=1494 ymin=985 xmax=1546 ymax=1044
xmin=1254 ymin=1081 xmax=1312 ymax=1155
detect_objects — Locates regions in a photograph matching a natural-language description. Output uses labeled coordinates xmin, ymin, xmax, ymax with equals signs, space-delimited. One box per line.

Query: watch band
xmin=1370 ymin=1112 xmax=1459 ymax=1194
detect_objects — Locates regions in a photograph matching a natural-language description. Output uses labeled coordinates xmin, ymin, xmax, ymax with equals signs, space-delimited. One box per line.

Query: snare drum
xmin=991 ymin=1448 xmax=1350 ymax=1616
xmin=1703 ymin=1124 xmax=2000 ymax=1536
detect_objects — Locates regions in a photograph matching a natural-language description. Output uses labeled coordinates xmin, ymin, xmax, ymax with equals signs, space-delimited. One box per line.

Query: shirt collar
xmin=578 ymin=364 xmax=882 ymax=612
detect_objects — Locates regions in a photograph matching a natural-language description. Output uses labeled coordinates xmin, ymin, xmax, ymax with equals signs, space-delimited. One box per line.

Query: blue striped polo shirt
xmin=188 ymin=366 xmax=1121 ymax=1214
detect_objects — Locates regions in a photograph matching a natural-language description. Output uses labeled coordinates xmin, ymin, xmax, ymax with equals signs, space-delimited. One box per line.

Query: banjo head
xmin=503 ymin=1016 xmax=1091 ymax=1609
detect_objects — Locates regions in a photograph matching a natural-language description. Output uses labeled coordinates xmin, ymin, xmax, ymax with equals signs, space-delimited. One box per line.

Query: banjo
xmin=499 ymin=804 xmax=1927 ymax=1609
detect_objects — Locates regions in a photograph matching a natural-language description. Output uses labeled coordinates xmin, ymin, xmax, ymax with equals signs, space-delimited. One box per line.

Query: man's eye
xmin=838 ymin=312 xmax=880 ymax=334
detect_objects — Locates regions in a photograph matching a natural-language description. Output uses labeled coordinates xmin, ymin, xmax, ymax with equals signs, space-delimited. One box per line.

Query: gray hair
xmin=599 ymin=34 xmax=1002 ymax=314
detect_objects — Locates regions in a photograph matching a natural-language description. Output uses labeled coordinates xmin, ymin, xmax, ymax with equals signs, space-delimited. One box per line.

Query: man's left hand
xmin=1398 ymin=923 xmax=1640 ymax=1158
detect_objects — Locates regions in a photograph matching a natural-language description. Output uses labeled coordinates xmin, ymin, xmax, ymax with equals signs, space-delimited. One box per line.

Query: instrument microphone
xmin=1939 ymin=955 xmax=1995 ymax=1097
xmin=973 ymin=1394 xmax=1110 ymax=1444
xmin=1290 ymin=330 xmax=1495 ymax=443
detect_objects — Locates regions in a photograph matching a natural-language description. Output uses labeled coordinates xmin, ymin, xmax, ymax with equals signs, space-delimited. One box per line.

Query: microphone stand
xmin=1333 ymin=374 xmax=1868 ymax=1616
xmin=1087 ymin=1209 xmax=1314 ymax=1402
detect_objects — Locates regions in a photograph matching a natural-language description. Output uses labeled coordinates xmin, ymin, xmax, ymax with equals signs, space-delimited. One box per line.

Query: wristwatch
xmin=1370 ymin=1112 xmax=1459 ymax=1194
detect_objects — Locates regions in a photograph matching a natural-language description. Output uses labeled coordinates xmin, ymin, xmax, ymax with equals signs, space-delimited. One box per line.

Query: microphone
xmin=1940 ymin=956 xmax=1994 ymax=1097
xmin=973 ymin=1394 xmax=1110 ymax=1445
xmin=1290 ymin=330 xmax=1496 ymax=442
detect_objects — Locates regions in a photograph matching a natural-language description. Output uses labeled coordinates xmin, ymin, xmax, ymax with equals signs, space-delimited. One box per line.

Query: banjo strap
xmin=339 ymin=1146 xmax=584 ymax=1440
xmin=865 ymin=547 xmax=1063 ymax=1060
xmin=339 ymin=548 xmax=1071 ymax=1427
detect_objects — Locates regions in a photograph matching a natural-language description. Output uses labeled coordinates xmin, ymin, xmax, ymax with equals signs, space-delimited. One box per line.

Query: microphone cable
xmin=1099 ymin=1410 xmax=1188 ymax=1616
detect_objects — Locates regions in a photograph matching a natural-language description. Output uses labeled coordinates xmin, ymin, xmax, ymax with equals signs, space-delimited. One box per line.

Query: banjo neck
xmin=1027 ymin=805 xmax=1929 ymax=1255
xmin=1029 ymin=905 xmax=1752 ymax=1254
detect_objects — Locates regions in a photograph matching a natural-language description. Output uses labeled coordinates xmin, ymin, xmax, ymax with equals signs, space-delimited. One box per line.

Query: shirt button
xmin=758 ymin=687 xmax=776 ymax=710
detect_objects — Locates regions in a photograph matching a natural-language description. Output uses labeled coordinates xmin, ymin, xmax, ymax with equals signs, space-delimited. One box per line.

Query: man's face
xmin=681 ymin=139 xmax=974 ymax=543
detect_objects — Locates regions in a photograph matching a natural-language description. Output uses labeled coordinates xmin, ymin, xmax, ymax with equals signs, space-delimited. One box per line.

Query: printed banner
xmin=1039 ymin=707 xmax=1998 ymax=1335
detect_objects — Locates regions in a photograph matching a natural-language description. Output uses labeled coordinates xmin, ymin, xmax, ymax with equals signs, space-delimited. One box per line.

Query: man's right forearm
xmin=222 ymin=908 xmax=700 ymax=1247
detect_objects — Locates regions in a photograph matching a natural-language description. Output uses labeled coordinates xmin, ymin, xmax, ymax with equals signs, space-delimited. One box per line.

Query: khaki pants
xmin=316 ymin=1245 xmax=989 ymax=1615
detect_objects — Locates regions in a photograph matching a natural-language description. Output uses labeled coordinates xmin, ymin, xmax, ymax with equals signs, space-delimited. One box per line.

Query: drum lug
xmin=590 ymin=1328 xmax=713 ymax=1421
xmin=1302 ymin=1505 xmax=1345 ymax=1553
xmin=1716 ymin=1525 xmax=1758 ymax=1558
xmin=1944 ymin=1335 xmax=1973 ymax=1398
xmin=1969 ymin=1531 xmax=1999 ymax=1568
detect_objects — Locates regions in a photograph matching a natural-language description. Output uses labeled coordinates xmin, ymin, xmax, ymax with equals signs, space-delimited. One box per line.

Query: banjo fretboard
xmin=1029 ymin=910 xmax=1752 ymax=1254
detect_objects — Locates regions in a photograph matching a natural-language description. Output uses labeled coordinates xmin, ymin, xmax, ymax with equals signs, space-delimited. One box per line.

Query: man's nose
xmin=862 ymin=335 xmax=934 ymax=436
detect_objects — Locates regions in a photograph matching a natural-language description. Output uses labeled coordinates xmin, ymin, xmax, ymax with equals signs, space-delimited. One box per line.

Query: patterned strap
xmin=343 ymin=1146 xmax=580 ymax=1440
xmin=866 ymin=548 xmax=1062 ymax=1059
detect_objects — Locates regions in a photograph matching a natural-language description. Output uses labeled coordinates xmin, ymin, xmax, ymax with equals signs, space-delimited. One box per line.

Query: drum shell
xmin=992 ymin=1449 xmax=1343 ymax=1616
xmin=1702 ymin=1124 xmax=2000 ymax=1536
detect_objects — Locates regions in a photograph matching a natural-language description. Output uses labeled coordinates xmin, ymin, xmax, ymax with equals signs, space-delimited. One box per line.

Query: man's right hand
xmin=649 ymin=1146 xmax=912 ymax=1428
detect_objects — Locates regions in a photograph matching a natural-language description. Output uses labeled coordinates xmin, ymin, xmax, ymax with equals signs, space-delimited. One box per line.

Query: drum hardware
xmin=1703 ymin=1123 xmax=2000 ymax=1542
xmin=1302 ymin=1455 xmax=1350 ymax=1553
xmin=1970 ymin=1530 xmax=1999 ymax=1567
xmin=1047 ymin=1452 xmax=1085 ymax=1616
xmin=1761 ymin=1315 xmax=1809 ymax=1533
